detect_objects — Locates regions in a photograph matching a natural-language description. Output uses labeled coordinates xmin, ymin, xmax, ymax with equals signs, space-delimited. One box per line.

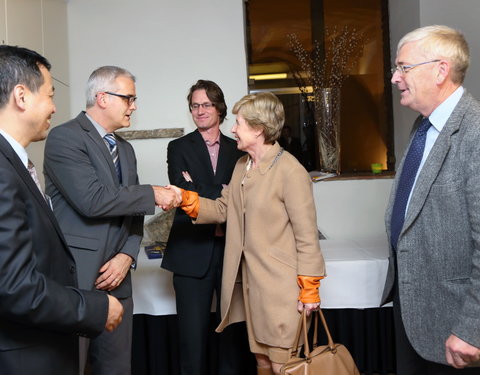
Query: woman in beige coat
xmin=173 ymin=92 xmax=326 ymax=375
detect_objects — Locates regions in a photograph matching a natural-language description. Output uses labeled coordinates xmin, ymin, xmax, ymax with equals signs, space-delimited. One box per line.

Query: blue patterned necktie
xmin=390 ymin=117 xmax=432 ymax=249
xmin=104 ymin=133 xmax=122 ymax=184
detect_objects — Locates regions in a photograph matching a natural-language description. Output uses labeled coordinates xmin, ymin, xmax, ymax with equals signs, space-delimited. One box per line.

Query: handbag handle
xmin=317 ymin=308 xmax=336 ymax=351
xmin=291 ymin=308 xmax=336 ymax=357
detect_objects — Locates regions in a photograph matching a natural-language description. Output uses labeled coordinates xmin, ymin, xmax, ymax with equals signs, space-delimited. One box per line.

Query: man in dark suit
xmin=383 ymin=25 xmax=480 ymax=374
xmin=162 ymin=80 xmax=245 ymax=375
xmin=0 ymin=46 xmax=123 ymax=375
xmin=44 ymin=66 xmax=178 ymax=375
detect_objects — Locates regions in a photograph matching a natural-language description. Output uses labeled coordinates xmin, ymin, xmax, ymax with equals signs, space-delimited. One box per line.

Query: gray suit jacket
xmin=44 ymin=112 xmax=155 ymax=298
xmin=382 ymin=91 xmax=480 ymax=363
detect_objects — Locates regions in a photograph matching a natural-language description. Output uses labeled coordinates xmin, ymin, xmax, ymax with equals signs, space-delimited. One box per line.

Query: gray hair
xmin=398 ymin=25 xmax=469 ymax=84
xmin=85 ymin=66 xmax=135 ymax=108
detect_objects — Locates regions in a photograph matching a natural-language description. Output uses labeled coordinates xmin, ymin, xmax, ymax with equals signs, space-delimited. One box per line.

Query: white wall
xmin=4 ymin=0 xmax=476 ymax=239
xmin=66 ymin=0 xmax=248 ymax=188
xmin=65 ymin=0 xmax=480 ymax=238
xmin=313 ymin=178 xmax=393 ymax=240
xmin=0 ymin=0 xmax=70 ymax=184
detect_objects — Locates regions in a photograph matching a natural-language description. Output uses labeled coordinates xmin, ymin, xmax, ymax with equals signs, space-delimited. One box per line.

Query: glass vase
xmin=313 ymin=87 xmax=341 ymax=173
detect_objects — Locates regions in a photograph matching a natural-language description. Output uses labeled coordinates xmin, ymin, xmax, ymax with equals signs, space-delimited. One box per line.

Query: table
xmin=132 ymin=237 xmax=391 ymax=313
xmin=131 ymin=237 xmax=395 ymax=375
xmin=320 ymin=237 xmax=391 ymax=308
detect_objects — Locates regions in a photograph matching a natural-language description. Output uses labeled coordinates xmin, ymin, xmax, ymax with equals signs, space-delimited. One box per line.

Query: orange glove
xmin=180 ymin=189 xmax=200 ymax=218
xmin=297 ymin=275 xmax=324 ymax=303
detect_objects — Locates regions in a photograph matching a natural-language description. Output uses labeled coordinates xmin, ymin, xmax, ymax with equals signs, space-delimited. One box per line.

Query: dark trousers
xmin=173 ymin=237 xmax=247 ymax=375
xmin=393 ymin=284 xmax=479 ymax=375
xmin=81 ymin=296 xmax=133 ymax=375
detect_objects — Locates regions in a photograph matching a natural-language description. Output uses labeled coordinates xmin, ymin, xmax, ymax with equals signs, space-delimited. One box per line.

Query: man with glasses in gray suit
xmin=44 ymin=66 xmax=179 ymax=374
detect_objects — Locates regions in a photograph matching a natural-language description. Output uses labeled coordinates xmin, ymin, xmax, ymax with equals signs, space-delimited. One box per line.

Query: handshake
xmin=152 ymin=185 xmax=183 ymax=210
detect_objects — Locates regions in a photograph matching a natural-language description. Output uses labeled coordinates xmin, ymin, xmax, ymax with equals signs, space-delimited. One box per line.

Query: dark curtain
xmin=132 ymin=308 xmax=395 ymax=375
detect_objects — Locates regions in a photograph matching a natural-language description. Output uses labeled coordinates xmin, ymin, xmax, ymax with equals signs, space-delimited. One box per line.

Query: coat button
xmin=69 ymin=266 xmax=76 ymax=273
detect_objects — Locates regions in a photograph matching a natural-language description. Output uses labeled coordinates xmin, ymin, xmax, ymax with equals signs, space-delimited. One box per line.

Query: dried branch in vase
xmin=287 ymin=26 xmax=364 ymax=90
xmin=287 ymin=27 xmax=365 ymax=173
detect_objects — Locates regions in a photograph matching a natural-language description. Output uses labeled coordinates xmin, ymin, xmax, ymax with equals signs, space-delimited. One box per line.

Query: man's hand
xmin=446 ymin=334 xmax=480 ymax=368
xmin=105 ymin=295 xmax=123 ymax=332
xmin=95 ymin=253 xmax=132 ymax=292
xmin=182 ymin=171 xmax=193 ymax=182
xmin=153 ymin=185 xmax=181 ymax=210
xmin=165 ymin=184 xmax=182 ymax=204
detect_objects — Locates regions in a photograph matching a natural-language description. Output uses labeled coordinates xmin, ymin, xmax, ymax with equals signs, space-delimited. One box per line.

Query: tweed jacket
xmin=382 ymin=91 xmax=480 ymax=363
xmin=196 ymin=142 xmax=326 ymax=348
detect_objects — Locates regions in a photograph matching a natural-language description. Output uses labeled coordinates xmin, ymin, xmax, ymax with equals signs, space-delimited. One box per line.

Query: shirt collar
xmin=204 ymin=132 xmax=221 ymax=146
xmin=0 ymin=129 xmax=29 ymax=168
xmin=85 ymin=112 xmax=109 ymax=138
xmin=428 ymin=86 xmax=464 ymax=133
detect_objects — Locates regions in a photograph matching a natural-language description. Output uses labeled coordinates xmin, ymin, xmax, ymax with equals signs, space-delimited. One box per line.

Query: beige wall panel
xmin=0 ymin=0 xmax=6 ymax=44
xmin=6 ymin=0 xmax=42 ymax=51
xmin=43 ymin=0 xmax=69 ymax=85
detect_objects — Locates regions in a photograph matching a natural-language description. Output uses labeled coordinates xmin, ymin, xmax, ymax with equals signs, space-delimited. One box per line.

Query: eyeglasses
xmin=104 ymin=91 xmax=137 ymax=105
xmin=190 ymin=102 xmax=215 ymax=111
xmin=391 ymin=59 xmax=440 ymax=75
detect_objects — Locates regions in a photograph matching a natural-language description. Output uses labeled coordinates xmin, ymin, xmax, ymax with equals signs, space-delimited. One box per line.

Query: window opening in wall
xmin=245 ymin=0 xmax=394 ymax=174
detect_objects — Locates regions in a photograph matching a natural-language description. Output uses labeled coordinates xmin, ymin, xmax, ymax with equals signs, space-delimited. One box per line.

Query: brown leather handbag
xmin=280 ymin=309 xmax=360 ymax=375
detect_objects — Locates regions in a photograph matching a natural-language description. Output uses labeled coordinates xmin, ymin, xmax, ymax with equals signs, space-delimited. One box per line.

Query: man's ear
xmin=437 ymin=60 xmax=450 ymax=85
xmin=97 ymin=92 xmax=108 ymax=109
xmin=12 ymin=84 xmax=27 ymax=110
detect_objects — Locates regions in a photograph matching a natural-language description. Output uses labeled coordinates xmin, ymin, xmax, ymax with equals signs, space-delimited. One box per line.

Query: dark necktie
xmin=104 ymin=133 xmax=122 ymax=184
xmin=390 ymin=117 xmax=432 ymax=249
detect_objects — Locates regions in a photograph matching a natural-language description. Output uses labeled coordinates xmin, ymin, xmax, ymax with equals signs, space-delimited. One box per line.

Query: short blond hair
xmin=398 ymin=25 xmax=469 ymax=84
xmin=232 ymin=92 xmax=285 ymax=144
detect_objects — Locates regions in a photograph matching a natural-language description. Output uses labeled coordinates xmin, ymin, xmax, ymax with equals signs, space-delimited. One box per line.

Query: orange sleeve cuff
xmin=180 ymin=189 xmax=200 ymax=218
xmin=297 ymin=275 xmax=324 ymax=303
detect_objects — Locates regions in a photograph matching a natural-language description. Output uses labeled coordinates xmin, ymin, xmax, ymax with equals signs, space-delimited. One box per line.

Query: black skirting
xmin=132 ymin=308 xmax=395 ymax=375
xmin=319 ymin=308 xmax=396 ymax=375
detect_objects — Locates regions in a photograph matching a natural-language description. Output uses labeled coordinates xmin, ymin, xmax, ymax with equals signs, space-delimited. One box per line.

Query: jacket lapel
xmin=116 ymin=136 xmax=129 ymax=185
xmin=400 ymin=93 xmax=469 ymax=235
xmin=214 ymin=133 xmax=234 ymax=182
xmin=0 ymin=134 xmax=69 ymax=245
xmin=191 ymin=130 xmax=215 ymax=178
xmin=78 ymin=112 xmax=120 ymax=184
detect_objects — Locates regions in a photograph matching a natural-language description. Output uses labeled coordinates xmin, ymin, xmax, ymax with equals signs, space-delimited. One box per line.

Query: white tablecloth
xmin=132 ymin=249 xmax=176 ymax=315
xmin=319 ymin=237 xmax=390 ymax=308
xmin=132 ymin=236 xmax=390 ymax=315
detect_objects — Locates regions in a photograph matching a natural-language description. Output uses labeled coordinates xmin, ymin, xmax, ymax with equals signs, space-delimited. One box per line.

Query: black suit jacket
xmin=162 ymin=130 xmax=243 ymax=277
xmin=0 ymin=134 xmax=107 ymax=375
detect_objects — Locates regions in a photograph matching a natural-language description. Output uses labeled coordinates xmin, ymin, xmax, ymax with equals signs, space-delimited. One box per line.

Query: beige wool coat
xmin=196 ymin=142 xmax=326 ymax=348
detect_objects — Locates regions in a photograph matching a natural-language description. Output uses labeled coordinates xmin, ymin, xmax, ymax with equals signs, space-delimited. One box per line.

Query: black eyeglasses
xmin=190 ymin=102 xmax=215 ymax=111
xmin=104 ymin=91 xmax=137 ymax=105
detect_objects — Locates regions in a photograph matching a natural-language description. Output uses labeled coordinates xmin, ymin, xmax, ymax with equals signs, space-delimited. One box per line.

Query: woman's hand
xmin=297 ymin=301 xmax=320 ymax=316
